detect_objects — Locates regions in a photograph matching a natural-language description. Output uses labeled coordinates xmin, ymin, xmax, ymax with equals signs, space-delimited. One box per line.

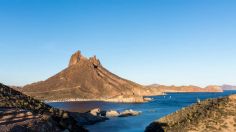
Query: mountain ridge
xmin=221 ymin=84 xmax=236 ymax=90
xmin=146 ymin=84 xmax=223 ymax=93
xmin=22 ymin=50 xmax=162 ymax=102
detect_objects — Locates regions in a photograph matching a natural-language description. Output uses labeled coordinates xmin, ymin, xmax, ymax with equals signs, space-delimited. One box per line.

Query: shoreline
xmin=161 ymin=91 xmax=223 ymax=93
xmin=44 ymin=91 xmax=225 ymax=103
xmin=44 ymin=97 xmax=154 ymax=103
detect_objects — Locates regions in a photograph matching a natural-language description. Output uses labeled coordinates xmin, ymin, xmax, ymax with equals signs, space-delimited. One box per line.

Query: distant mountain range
xmin=147 ymin=84 xmax=236 ymax=92
xmin=146 ymin=84 xmax=223 ymax=93
xmin=221 ymin=84 xmax=236 ymax=90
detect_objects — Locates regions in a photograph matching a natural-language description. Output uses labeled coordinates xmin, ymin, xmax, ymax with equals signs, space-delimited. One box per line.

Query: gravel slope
xmin=145 ymin=94 xmax=236 ymax=132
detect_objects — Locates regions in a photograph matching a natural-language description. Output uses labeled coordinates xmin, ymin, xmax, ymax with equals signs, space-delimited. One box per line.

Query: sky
xmin=0 ymin=0 xmax=236 ymax=87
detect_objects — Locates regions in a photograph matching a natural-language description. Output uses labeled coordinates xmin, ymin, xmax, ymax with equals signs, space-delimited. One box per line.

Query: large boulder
xmin=89 ymin=108 xmax=101 ymax=116
xmin=105 ymin=110 xmax=120 ymax=117
xmin=119 ymin=109 xmax=142 ymax=117
xmin=73 ymin=108 xmax=108 ymax=125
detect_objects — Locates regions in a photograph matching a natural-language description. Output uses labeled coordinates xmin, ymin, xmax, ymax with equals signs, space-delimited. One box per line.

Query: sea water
xmin=49 ymin=91 xmax=236 ymax=132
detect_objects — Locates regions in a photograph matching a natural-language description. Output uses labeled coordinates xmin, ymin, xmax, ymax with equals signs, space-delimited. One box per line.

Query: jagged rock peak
xmin=68 ymin=50 xmax=101 ymax=67
xmin=89 ymin=55 xmax=101 ymax=68
xmin=68 ymin=50 xmax=87 ymax=67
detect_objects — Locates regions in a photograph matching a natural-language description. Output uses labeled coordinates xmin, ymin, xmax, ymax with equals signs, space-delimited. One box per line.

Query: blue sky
xmin=0 ymin=0 xmax=236 ymax=87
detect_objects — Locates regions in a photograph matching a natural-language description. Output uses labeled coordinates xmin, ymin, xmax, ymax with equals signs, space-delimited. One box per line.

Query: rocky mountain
xmin=146 ymin=84 xmax=223 ymax=93
xmin=221 ymin=84 xmax=236 ymax=90
xmin=22 ymin=51 xmax=162 ymax=102
xmin=145 ymin=94 xmax=236 ymax=132
xmin=0 ymin=83 xmax=87 ymax=132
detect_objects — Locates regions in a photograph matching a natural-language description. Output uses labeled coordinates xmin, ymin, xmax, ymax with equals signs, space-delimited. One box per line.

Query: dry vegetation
xmin=0 ymin=83 xmax=87 ymax=132
xmin=145 ymin=94 xmax=236 ymax=132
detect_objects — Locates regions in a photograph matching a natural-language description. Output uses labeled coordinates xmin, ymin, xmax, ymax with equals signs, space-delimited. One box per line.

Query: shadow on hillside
xmin=145 ymin=122 xmax=167 ymax=132
xmin=0 ymin=108 xmax=40 ymax=126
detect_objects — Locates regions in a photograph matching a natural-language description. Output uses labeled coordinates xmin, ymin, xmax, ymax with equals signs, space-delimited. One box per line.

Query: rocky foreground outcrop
xmin=147 ymin=84 xmax=223 ymax=93
xmin=73 ymin=108 xmax=141 ymax=125
xmin=145 ymin=94 xmax=236 ymax=132
xmin=0 ymin=83 xmax=87 ymax=132
xmin=22 ymin=50 xmax=162 ymax=102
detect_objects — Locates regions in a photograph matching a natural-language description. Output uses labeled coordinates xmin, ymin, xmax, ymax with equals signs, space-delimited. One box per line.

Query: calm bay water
xmin=49 ymin=91 xmax=236 ymax=132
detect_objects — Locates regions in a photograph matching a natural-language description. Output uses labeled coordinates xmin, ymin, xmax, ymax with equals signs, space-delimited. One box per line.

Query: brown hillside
xmin=0 ymin=83 xmax=87 ymax=132
xmin=145 ymin=94 xmax=236 ymax=132
xmin=22 ymin=51 xmax=161 ymax=102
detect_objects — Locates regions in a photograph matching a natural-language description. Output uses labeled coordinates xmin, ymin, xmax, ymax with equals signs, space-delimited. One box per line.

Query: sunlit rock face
xmin=68 ymin=50 xmax=87 ymax=67
xmin=22 ymin=50 xmax=161 ymax=102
